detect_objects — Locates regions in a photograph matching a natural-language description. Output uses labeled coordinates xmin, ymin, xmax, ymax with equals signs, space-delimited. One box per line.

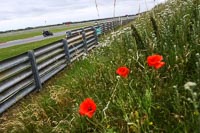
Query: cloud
xmin=0 ymin=0 xmax=167 ymax=31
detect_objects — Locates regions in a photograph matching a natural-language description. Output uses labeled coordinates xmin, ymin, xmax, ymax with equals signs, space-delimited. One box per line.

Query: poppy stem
xmin=86 ymin=117 xmax=104 ymax=130
xmin=80 ymin=117 xmax=85 ymax=131
xmin=102 ymin=79 xmax=120 ymax=119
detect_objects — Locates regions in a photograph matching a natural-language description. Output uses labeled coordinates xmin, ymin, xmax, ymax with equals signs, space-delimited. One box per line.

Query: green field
xmin=0 ymin=36 xmax=64 ymax=61
xmin=0 ymin=0 xmax=199 ymax=132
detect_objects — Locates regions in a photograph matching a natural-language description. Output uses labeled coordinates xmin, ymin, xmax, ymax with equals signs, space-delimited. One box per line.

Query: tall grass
xmin=0 ymin=0 xmax=199 ymax=132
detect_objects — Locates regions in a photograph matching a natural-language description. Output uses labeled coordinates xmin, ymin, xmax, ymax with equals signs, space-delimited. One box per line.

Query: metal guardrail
xmin=0 ymin=18 xmax=134 ymax=114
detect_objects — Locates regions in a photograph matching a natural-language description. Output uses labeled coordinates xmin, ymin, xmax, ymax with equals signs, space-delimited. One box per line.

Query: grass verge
xmin=0 ymin=0 xmax=199 ymax=132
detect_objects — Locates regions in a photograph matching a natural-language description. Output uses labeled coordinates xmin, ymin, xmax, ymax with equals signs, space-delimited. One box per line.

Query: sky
xmin=0 ymin=0 xmax=166 ymax=31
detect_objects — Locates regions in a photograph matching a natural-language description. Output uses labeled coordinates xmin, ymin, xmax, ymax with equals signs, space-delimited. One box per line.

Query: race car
xmin=42 ymin=30 xmax=53 ymax=37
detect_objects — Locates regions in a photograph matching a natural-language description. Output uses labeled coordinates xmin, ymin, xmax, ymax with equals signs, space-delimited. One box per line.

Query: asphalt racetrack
xmin=0 ymin=31 xmax=66 ymax=49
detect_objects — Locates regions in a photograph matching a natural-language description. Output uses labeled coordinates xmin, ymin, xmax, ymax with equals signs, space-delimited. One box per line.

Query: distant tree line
xmin=0 ymin=13 xmax=144 ymax=34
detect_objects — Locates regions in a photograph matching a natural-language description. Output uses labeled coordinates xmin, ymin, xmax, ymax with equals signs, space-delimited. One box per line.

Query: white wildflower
xmin=196 ymin=62 xmax=199 ymax=67
xmin=128 ymin=58 xmax=132 ymax=62
xmin=176 ymin=56 xmax=179 ymax=61
xmin=128 ymin=49 xmax=133 ymax=53
xmin=82 ymin=53 xmax=87 ymax=60
xmin=193 ymin=92 xmax=197 ymax=97
xmin=196 ymin=53 xmax=199 ymax=58
xmin=173 ymin=85 xmax=177 ymax=89
xmin=184 ymin=81 xmax=197 ymax=90
xmin=116 ymin=75 xmax=121 ymax=80
xmin=187 ymin=97 xmax=192 ymax=102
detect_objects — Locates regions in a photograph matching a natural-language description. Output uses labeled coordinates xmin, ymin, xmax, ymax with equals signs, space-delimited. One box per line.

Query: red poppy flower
xmin=147 ymin=54 xmax=165 ymax=69
xmin=116 ymin=66 xmax=130 ymax=78
xmin=79 ymin=98 xmax=97 ymax=118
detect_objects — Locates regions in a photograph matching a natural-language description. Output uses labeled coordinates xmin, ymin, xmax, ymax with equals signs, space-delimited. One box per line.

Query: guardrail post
xmin=66 ymin=31 xmax=72 ymax=38
xmin=111 ymin=21 xmax=114 ymax=30
xmin=105 ymin=23 xmax=108 ymax=32
xmin=93 ymin=26 xmax=98 ymax=45
xmin=28 ymin=50 xmax=42 ymax=90
xmin=109 ymin=22 xmax=112 ymax=31
xmin=107 ymin=22 xmax=110 ymax=31
xmin=102 ymin=23 xmax=105 ymax=34
xmin=81 ymin=28 xmax=88 ymax=54
xmin=63 ymin=39 xmax=71 ymax=64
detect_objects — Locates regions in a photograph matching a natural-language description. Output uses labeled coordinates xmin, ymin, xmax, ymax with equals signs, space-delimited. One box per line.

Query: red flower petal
xmin=116 ymin=66 xmax=130 ymax=78
xmin=154 ymin=62 xmax=165 ymax=69
xmin=147 ymin=54 xmax=165 ymax=69
xmin=79 ymin=98 xmax=97 ymax=118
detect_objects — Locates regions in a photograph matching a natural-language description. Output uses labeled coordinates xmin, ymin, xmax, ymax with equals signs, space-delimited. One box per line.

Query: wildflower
xmin=79 ymin=98 xmax=97 ymax=118
xmin=149 ymin=121 xmax=153 ymax=125
xmin=156 ymin=106 xmax=160 ymax=109
xmin=184 ymin=81 xmax=197 ymax=90
xmin=147 ymin=54 xmax=165 ymax=69
xmin=194 ymin=111 xmax=199 ymax=116
xmin=107 ymin=125 xmax=110 ymax=128
xmin=134 ymin=111 xmax=139 ymax=118
xmin=173 ymin=85 xmax=177 ymax=89
xmin=187 ymin=98 xmax=192 ymax=102
xmin=196 ymin=53 xmax=199 ymax=58
xmin=116 ymin=75 xmax=121 ymax=80
xmin=82 ymin=53 xmax=88 ymax=60
xmin=116 ymin=66 xmax=130 ymax=78
xmin=128 ymin=49 xmax=133 ymax=53
xmin=193 ymin=92 xmax=197 ymax=97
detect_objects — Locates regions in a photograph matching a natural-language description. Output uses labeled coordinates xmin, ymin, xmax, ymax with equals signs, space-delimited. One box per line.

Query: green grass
xmin=0 ymin=36 xmax=64 ymax=61
xmin=0 ymin=23 xmax=92 ymax=42
xmin=0 ymin=0 xmax=200 ymax=132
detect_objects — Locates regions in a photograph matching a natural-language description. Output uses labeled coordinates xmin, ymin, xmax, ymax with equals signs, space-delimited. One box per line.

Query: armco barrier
xmin=0 ymin=17 xmax=135 ymax=114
